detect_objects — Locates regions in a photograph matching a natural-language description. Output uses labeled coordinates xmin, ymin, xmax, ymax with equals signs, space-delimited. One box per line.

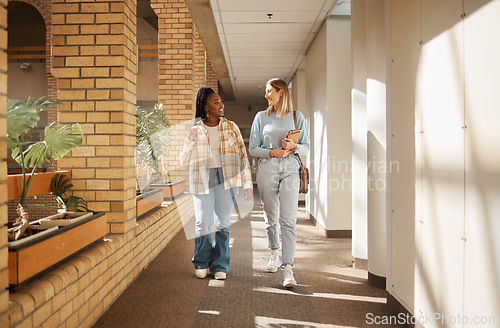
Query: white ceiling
xmin=209 ymin=0 xmax=343 ymax=105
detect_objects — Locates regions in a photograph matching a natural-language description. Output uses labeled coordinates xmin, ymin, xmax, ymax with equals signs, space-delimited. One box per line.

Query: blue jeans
xmin=256 ymin=156 xmax=300 ymax=266
xmin=192 ymin=167 xmax=236 ymax=273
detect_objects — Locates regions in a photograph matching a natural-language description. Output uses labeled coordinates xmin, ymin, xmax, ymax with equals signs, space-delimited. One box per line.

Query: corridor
xmin=93 ymin=192 xmax=397 ymax=328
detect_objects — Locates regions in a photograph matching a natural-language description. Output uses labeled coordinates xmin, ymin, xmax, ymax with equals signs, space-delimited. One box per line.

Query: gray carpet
xmin=93 ymin=193 xmax=400 ymax=328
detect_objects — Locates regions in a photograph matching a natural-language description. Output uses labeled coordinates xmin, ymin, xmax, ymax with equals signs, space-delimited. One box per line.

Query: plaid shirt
xmin=179 ymin=118 xmax=253 ymax=194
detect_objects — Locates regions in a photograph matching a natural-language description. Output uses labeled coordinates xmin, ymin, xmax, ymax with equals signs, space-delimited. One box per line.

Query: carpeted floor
xmin=93 ymin=192 xmax=400 ymax=328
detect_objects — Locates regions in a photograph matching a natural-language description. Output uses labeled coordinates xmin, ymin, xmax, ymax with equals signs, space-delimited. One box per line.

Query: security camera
xmin=20 ymin=63 xmax=32 ymax=71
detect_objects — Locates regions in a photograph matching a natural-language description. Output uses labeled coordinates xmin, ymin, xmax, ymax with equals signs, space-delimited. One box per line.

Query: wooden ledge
xmin=7 ymin=170 xmax=71 ymax=201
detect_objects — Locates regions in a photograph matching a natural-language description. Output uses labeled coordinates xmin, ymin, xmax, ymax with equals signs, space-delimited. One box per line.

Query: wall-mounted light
xmin=20 ymin=62 xmax=32 ymax=72
xmin=267 ymin=13 xmax=273 ymax=19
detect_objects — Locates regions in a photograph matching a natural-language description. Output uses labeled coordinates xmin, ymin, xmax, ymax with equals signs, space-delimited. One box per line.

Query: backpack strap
xmin=292 ymin=110 xmax=304 ymax=166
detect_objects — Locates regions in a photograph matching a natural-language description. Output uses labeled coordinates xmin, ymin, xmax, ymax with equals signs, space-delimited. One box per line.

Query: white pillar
xmin=351 ymin=0 xmax=368 ymax=268
xmin=366 ymin=0 xmax=387 ymax=283
xmin=326 ymin=16 xmax=352 ymax=235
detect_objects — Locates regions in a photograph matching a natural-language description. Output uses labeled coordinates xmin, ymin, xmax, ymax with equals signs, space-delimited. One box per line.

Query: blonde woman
xmin=249 ymin=78 xmax=310 ymax=287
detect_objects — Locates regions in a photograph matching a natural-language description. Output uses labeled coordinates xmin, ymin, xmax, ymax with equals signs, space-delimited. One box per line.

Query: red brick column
xmin=51 ymin=0 xmax=137 ymax=235
xmin=0 ymin=0 xmax=8 ymax=325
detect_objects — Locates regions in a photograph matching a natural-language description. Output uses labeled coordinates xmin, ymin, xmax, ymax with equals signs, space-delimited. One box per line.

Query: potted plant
xmin=6 ymin=96 xmax=107 ymax=287
xmin=136 ymin=103 xmax=185 ymax=204
xmin=135 ymin=104 xmax=171 ymax=217
xmin=37 ymin=173 xmax=94 ymax=227
xmin=6 ymin=96 xmax=82 ymax=240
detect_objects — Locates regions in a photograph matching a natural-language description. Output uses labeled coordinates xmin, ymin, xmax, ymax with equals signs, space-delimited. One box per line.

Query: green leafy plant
xmin=136 ymin=103 xmax=171 ymax=188
xmin=50 ymin=173 xmax=90 ymax=212
xmin=7 ymin=96 xmax=83 ymax=241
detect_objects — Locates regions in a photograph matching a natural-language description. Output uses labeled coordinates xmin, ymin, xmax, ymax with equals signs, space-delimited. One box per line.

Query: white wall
xmin=351 ymin=0 xmax=368 ymax=264
xmin=291 ymin=69 xmax=307 ymax=116
xmin=306 ymin=22 xmax=327 ymax=228
xmin=223 ymin=102 xmax=265 ymax=131
xmin=327 ymin=17 xmax=352 ymax=232
xmin=7 ymin=62 xmax=47 ymax=101
xmin=366 ymin=0 xmax=388 ymax=281
xmin=136 ymin=17 xmax=159 ymax=103
xmin=388 ymin=0 xmax=419 ymax=311
xmin=351 ymin=0 xmax=391 ymax=281
xmin=306 ymin=17 xmax=352 ymax=233
xmin=137 ymin=60 xmax=159 ymax=103
xmin=389 ymin=0 xmax=500 ymax=324
xmin=463 ymin=0 xmax=500 ymax=323
xmin=8 ymin=62 xmax=48 ymax=127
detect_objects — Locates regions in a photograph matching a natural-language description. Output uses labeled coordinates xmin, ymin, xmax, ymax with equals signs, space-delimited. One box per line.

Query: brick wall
xmin=194 ymin=28 xmax=207 ymax=94
xmin=206 ymin=58 xmax=218 ymax=93
xmin=51 ymin=0 xmax=138 ymax=235
xmin=8 ymin=194 xmax=194 ymax=328
xmin=8 ymin=195 xmax=59 ymax=222
xmin=1 ymin=0 xmax=9 ymax=325
xmin=151 ymin=0 xmax=196 ymax=183
xmin=4 ymin=0 xmax=219 ymax=327
xmin=151 ymin=0 xmax=194 ymax=123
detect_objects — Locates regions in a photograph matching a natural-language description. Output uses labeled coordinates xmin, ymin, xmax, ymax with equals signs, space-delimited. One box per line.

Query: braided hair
xmin=195 ymin=87 xmax=215 ymax=120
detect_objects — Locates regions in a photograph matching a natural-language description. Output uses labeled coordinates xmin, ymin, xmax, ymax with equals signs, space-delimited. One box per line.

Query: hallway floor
xmin=93 ymin=193 xmax=398 ymax=328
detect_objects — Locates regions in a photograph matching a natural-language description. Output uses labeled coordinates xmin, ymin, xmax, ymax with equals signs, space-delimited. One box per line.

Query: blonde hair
xmin=265 ymin=78 xmax=293 ymax=118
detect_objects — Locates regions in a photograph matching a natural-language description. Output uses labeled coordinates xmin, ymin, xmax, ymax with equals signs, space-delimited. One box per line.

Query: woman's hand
xmin=269 ymin=147 xmax=293 ymax=158
xmin=282 ymin=138 xmax=297 ymax=150
xmin=244 ymin=188 xmax=253 ymax=200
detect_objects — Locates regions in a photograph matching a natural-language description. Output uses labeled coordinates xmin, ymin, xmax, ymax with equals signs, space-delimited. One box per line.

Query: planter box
xmin=8 ymin=212 xmax=107 ymax=287
xmin=37 ymin=211 xmax=94 ymax=227
xmin=8 ymin=225 xmax=59 ymax=248
xmin=150 ymin=180 xmax=186 ymax=200
xmin=136 ymin=188 xmax=163 ymax=218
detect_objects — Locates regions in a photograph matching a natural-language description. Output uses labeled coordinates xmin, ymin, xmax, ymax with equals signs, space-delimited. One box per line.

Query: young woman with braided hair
xmin=180 ymin=87 xmax=253 ymax=280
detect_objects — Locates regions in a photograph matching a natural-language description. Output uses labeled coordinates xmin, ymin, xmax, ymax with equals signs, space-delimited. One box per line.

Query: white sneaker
xmin=195 ymin=268 xmax=208 ymax=279
xmin=214 ymin=272 xmax=226 ymax=280
xmin=282 ymin=264 xmax=297 ymax=287
xmin=266 ymin=250 xmax=279 ymax=273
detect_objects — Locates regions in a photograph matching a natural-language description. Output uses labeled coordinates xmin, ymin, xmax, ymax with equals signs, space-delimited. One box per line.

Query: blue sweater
xmin=249 ymin=110 xmax=310 ymax=158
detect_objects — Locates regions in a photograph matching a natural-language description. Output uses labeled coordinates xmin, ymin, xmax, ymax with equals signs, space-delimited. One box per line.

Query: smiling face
xmin=265 ymin=84 xmax=283 ymax=109
xmin=205 ymin=93 xmax=224 ymax=118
